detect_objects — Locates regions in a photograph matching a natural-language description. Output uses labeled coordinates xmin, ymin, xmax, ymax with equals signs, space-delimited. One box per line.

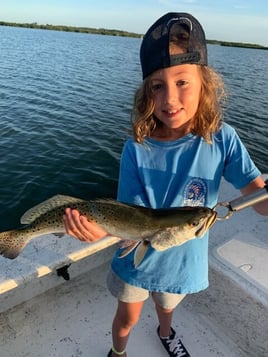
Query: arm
xmin=221 ymin=126 xmax=267 ymax=215
xmin=240 ymin=176 xmax=268 ymax=216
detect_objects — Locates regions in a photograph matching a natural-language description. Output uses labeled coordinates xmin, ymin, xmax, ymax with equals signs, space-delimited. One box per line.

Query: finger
xmin=79 ymin=215 xmax=108 ymax=240
xmin=63 ymin=209 xmax=88 ymax=241
xmin=68 ymin=209 xmax=102 ymax=242
xmin=69 ymin=210 xmax=93 ymax=239
xmin=63 ymin=208 xmax=108 ymax=242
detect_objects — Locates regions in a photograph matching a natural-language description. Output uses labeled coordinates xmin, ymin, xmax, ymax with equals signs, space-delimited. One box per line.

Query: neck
xmin=151 ymin=123 xmax=192 ymax=141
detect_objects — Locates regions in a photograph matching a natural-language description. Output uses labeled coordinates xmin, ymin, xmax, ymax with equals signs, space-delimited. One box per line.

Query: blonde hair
xmin=131 ymin=65 xmax=226 ymax=144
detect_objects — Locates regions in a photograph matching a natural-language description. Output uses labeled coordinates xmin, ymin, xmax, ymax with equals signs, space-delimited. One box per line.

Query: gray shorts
xmin=106 ymin=269 xmax=185 ymax=310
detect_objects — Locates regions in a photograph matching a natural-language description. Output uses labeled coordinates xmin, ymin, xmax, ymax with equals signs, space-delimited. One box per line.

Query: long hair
xmin=131 ymin=65 xmax=226 ymax=144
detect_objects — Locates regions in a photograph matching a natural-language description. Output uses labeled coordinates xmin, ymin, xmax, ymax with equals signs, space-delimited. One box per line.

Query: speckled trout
xmin=0 ymin=195 xmax=217 ymax=267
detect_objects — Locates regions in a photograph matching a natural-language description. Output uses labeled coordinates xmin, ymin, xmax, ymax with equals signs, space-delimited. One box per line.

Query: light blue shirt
xmin=111 ymin=123 xmax=260 ymax=294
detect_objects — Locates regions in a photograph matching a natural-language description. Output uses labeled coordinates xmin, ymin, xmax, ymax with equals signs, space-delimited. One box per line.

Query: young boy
xmin=64 ymin=12 xmax=268 ymax=357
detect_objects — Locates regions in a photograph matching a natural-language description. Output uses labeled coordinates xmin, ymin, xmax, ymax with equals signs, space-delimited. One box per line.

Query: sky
xmin=1 ymin=0 xmax=268 ymax=46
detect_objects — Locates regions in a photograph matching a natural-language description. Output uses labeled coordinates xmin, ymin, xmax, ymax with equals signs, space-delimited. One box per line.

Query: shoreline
xmin=1 ymin=20 xmax=267 ymax=50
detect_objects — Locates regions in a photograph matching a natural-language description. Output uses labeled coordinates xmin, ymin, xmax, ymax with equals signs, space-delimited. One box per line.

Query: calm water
xmin=0 ymin=26 xmax=267 ymax=230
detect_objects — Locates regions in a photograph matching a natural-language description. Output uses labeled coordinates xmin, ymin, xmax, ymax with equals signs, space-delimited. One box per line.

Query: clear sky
xmin=1 ymin=0 xmax=268 ymax=46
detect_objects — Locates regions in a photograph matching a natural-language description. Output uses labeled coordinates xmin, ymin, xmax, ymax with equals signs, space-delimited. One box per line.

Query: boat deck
xmin=0 ymin=262 xmax=248 ymax=357
xmin=0 ymin=177 xmax=267 ymax=357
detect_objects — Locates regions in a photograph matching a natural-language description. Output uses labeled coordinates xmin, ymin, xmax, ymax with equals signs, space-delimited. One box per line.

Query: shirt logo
xmin=183 ymin=178 xmax=207 ymax=207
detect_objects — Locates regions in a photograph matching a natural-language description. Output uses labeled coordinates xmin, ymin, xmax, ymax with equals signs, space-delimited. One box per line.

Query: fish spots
xmin=0 ymin=195 xmax=216 ymax=261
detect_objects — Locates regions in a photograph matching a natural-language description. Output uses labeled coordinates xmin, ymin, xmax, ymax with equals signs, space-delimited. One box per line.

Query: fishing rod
xmin=214 ymin=179 xmax=268 ymax=220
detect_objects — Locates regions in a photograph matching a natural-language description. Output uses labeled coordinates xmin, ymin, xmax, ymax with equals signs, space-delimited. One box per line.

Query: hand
xmin=63 ymin=208 xmax=108 ymax=242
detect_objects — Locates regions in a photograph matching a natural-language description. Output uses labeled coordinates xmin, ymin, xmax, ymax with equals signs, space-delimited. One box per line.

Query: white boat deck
xmin=0 ymin=177 xmax=267 ymax=357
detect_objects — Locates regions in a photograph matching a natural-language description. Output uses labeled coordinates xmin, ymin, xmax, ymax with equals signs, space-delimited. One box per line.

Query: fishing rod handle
xmin=229 ymin=179 xmax=268 ymax=212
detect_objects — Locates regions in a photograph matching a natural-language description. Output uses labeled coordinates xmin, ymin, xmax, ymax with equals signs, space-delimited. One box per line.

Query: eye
xmin=151 ymin=83 xmax=163 ymax=92
xmin=177 ymin=80 xmax=188 ymax=87
xmin=191 ymin=220 xmax=200 ymax=227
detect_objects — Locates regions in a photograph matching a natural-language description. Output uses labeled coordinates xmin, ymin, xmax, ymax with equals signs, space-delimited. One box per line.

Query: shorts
xmin=106 ymin=268 xmax=185 ymax=310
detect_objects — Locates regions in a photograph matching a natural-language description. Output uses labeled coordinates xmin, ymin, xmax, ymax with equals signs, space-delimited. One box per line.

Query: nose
xmin=164 ymin=83 xmax=178 ymax=105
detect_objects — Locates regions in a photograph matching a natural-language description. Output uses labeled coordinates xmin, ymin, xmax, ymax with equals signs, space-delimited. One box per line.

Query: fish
xmin=0 ymin=194 xmax=217 ymax=267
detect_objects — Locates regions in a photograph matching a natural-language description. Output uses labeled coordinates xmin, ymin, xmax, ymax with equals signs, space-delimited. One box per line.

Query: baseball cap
xmin=140 ymin=12 xmax=208 ymax=79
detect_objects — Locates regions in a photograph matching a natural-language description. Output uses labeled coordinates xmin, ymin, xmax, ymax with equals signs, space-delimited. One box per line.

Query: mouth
xmin=195 ymin=211 xmax=217 ymax=237
xmin=163 ymin=108 xmax=180 ymax=116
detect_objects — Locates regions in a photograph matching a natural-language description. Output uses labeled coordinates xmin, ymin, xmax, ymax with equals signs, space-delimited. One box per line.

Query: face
xmin=150 ymin=64 xmax=202 ymax=139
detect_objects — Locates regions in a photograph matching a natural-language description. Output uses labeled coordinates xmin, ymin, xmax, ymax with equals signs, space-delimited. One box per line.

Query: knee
xmin=115 ymin=301 xmax=143 ymax=329
xmin=155 ymin=303 xmax=174 ymax=315
xmin=116 ymin=307 xmax=141 ymax=328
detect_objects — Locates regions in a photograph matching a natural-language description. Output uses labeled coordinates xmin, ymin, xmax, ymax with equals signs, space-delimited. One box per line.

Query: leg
xmin=155 ymin=303 xmax=174 ymax=337
xmin=153 ymin=293 xmax=186 ymax=337
xmin=106 ymin=269 xmax=149 ymax=356
xmin=111 ymin=300 xmax=144 ymax=357
xmin=153 ymin=293 xmax=191 ymax=356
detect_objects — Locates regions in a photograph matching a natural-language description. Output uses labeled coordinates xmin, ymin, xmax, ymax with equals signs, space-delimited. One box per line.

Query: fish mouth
xmin=195 ymin=211 xmax=217 ymax=237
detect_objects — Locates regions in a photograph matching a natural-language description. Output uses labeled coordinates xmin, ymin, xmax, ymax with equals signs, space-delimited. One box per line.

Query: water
xmin=209 ymin=45 xmax=268 ymax=166
xmin=0 ymin=26 xmax=267 ymax=230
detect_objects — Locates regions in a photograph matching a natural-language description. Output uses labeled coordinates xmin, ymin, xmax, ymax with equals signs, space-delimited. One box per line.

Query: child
xmin=63 ymin=12 xmax=268 ymax=357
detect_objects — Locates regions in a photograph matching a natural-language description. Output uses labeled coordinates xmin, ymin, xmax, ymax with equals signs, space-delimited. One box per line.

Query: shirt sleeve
xmin=223 ymin=125 xmax=261 ymax=189
xmin=117 ymin=139 xmax=150 ymax=206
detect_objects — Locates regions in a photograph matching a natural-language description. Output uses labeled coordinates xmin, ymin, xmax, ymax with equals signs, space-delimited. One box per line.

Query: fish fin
xmin=118 ymin=241 xmax=140 ymax=258
xmin=53 ymin=233 xmax=65 ymax=238
xmin=20 ymin=194 xmax=84 ymax=224
xmin=0 ymin=230 xmax=27 ymax=259
xmin=120 ymin=239 xmax=138 ymax=249
xmin=134 ymin=241 xmax=149 ymax=268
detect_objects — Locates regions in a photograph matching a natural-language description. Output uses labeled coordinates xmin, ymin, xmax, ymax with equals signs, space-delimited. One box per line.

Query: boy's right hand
xmin=63 ymin=208 xmax=108 ymax=243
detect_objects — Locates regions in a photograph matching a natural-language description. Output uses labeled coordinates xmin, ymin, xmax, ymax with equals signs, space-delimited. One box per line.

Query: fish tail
xmin=0 ymin=230 xmax=27 ymax=259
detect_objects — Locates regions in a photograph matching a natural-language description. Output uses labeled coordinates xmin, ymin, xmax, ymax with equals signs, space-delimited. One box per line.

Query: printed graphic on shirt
xmin=183 ymin=178 xmax=207 ymax=207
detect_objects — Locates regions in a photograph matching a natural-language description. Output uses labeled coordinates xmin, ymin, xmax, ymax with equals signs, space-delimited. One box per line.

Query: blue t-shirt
xmin=111 ymin=123 xmax=260 ymax=294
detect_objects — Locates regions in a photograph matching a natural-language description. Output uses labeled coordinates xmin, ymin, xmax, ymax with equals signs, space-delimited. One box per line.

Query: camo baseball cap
xmin=140 ymin=12 xmax=208 ymax=79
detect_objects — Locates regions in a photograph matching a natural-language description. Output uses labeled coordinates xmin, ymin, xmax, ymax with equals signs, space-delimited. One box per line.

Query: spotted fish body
xmin=0 ymin=195 xmax=217 ymax=266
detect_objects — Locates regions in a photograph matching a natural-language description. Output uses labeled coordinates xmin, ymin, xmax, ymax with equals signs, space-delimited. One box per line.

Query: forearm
xmin=240 ymin=177 xmax=268 ymax=216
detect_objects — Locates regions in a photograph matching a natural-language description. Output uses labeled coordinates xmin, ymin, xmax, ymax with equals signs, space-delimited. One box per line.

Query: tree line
xmin=0 ymin=21 xmax=142 ymax=38
xmin=0 ymin=21 xmax=267 ymax=49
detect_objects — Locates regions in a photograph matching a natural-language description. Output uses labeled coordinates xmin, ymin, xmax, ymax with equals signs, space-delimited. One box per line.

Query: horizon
xmin=0 ymin=1 xmax=268 ymax=46
xmin=1 ymin=20 xmax=267 ymax=48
